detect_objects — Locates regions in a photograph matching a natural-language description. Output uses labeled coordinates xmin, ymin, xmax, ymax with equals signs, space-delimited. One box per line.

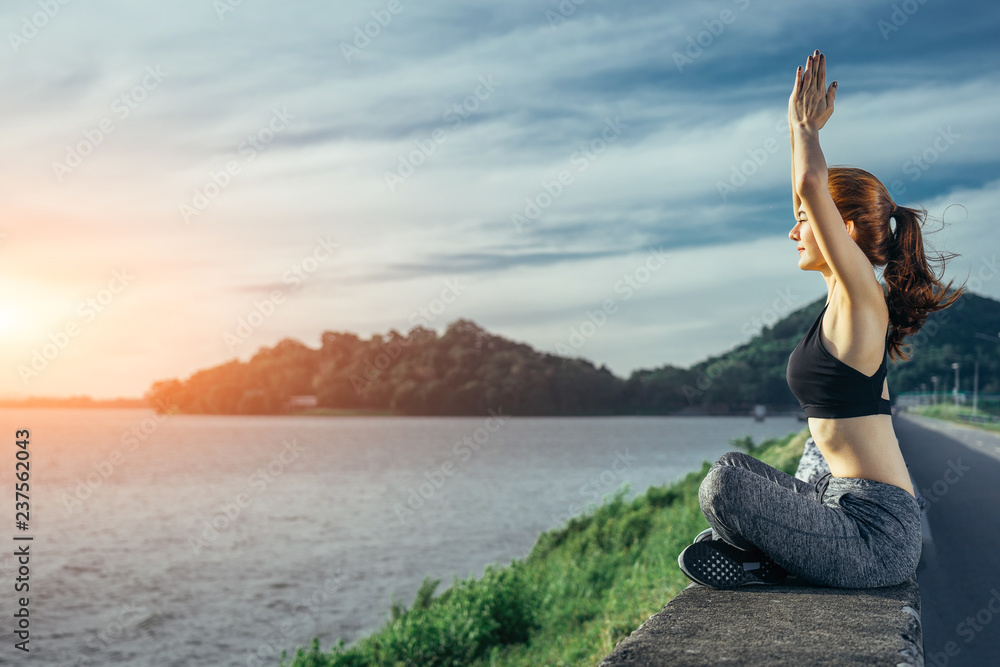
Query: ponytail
xmin=826 ymin=167 xmax=966 ymax=363
xmin=881 ymin=205 xmax=964 ymax=362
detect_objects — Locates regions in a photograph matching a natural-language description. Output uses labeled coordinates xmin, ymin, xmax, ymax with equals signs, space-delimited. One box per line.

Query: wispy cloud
xmin=0 ymin=0 xmax=997 ymax=397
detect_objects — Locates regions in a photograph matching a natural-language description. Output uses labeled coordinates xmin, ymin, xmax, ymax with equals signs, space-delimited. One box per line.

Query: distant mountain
xmin=145 ymin=290 xmax=1000 ymax=416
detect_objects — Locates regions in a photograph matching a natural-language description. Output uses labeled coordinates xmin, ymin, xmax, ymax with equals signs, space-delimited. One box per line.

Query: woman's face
xmin=789 ymin=207 xmax=827 ymax=272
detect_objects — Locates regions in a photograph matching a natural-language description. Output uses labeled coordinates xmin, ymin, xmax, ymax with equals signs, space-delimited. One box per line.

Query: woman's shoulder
xmin=825 ymin=287 xmax=890 ymax=357
xmin=830 ymin=280 xmax=888 ymax=324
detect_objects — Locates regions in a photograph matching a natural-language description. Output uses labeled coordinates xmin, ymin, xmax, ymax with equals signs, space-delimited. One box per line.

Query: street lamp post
xmin=951 ymin=362 xmax=960 ymax=407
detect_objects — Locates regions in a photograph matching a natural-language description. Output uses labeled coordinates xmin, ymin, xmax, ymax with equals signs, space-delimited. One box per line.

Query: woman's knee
xmin=698 ymin=462 xmax=740 ymax=517
xmin=714 ymin=450 xmax=753 ymax=468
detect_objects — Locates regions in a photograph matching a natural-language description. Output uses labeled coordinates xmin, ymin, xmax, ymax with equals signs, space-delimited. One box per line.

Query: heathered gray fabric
xmin=796 ymin=435 xmax=929 ymax=512
xmin=697 ymin=447 xmax=922 ymax=589
xmin=794 ymin=436 xmax=831 ymax=485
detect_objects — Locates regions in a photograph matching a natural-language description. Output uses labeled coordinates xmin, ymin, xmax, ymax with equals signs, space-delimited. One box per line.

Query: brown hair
xmin=826 ymin=166 xmax=966 ymax=362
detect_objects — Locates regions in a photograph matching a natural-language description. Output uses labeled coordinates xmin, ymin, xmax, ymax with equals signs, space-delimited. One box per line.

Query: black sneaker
xmin=692 ymin=527 xmax=714 ymax=544
xmin=678 ymin=539 xmax=788 ymax=588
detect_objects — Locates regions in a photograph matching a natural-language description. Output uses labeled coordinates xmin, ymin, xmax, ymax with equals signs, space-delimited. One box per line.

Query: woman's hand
xmin=789 ymin=49 xmax=837 ymax=132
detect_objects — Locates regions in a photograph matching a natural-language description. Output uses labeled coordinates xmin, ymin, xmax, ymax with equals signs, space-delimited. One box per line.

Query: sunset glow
xmin=1 ymin=3 xmax=997 ymax=400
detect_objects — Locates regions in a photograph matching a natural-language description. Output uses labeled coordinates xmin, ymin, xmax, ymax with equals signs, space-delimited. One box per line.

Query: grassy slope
xmin=279 ymin=427 xmax=811 ymax=667
xmin=906 ymin=403 xmax=1000 ymax=434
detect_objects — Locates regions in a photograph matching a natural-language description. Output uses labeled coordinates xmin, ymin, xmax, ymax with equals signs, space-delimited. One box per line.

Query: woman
xmin=677 ymin=50 xmax=965 ymax=589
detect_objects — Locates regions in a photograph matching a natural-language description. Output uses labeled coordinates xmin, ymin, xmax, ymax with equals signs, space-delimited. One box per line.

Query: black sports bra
xmin=786 ymin=302 xmax=892 ymax=419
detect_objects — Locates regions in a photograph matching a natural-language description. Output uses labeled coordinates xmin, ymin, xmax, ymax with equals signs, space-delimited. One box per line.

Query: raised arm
xmin=789 ymin=51 xmax=882 ymax=303
xmin=788 ymin=61 xmax=806 ymax=217
xmin=790 ymin=127 xmax=800 ymax=216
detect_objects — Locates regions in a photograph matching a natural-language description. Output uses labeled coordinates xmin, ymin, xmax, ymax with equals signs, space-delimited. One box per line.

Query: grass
xmin=905 ymin=403 xmax=1000 ymax=434
xmin=278 ymin=426 xmax=811 ymax=667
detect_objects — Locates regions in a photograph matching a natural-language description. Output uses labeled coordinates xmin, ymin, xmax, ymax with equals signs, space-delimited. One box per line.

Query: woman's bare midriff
xmin=808 ymin=414 xmax=916 ymax=498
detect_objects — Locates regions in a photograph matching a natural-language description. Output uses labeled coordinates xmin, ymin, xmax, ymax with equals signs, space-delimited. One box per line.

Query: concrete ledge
xmin=600 ymin=573 xmax=923 ymax=666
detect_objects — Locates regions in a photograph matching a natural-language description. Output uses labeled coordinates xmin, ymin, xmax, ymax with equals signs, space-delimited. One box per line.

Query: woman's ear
xmin=844 ymin=219 xmax=855 ymax=240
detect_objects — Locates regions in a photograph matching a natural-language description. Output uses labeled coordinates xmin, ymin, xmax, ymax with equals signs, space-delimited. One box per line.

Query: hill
xmin=145 ymin=290 xmax=1000 ymax=416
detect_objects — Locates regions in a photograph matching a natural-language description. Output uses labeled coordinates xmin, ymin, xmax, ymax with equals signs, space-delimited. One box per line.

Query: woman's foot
xmin=678 ymin=540 xmax=788 ymax=588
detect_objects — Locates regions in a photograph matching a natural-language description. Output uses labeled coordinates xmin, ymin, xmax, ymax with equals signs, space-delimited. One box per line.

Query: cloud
xmin=1 ymin=0 xmax=997 ymax=396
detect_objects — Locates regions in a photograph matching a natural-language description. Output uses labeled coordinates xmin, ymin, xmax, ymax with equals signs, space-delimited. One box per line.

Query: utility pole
xmin=973 ymin=361 xmax=979 ymax=417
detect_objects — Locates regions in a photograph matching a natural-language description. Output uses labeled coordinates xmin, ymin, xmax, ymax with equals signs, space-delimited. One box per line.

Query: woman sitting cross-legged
xmin=677 ymin=49 xmax=963 ymax=590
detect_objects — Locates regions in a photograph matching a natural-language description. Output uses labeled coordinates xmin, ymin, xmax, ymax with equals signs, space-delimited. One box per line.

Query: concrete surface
xmin=894 ymin=413 xmax=1000 ymax=666
xmin=599 ymin=572 xmax=922 ymax=666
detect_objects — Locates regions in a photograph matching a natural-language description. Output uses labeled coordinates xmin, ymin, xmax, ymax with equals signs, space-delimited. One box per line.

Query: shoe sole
xmin=694 ymin=527 xmax=713 ymax=543
xmin=678 ymin=541 xmax=787 ymax=589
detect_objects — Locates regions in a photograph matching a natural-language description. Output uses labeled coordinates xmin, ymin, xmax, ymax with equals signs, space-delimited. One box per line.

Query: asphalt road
xmin=895 ymin=412 xmax=1000 ymax=667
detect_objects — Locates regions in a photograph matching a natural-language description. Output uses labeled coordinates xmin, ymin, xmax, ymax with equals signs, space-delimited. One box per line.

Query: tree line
xmin=146 ymin=290 xmax=1000 ymax=416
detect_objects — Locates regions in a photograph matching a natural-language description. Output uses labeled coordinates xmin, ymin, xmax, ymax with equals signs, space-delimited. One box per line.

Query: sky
xmin=1 ymin=0 xmax=999 ymax=399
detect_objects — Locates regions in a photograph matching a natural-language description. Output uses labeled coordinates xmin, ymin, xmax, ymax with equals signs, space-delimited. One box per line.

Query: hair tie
xmin=888 ymin=206 xmax=903 ymax=246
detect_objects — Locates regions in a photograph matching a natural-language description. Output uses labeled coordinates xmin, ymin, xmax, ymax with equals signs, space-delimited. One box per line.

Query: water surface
xmin=0 ymin=409 xmax=802 ymax=666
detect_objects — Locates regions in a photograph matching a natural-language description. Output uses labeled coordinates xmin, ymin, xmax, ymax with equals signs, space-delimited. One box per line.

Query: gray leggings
xmin=697 ymin=437 xmax=922 ymax=588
